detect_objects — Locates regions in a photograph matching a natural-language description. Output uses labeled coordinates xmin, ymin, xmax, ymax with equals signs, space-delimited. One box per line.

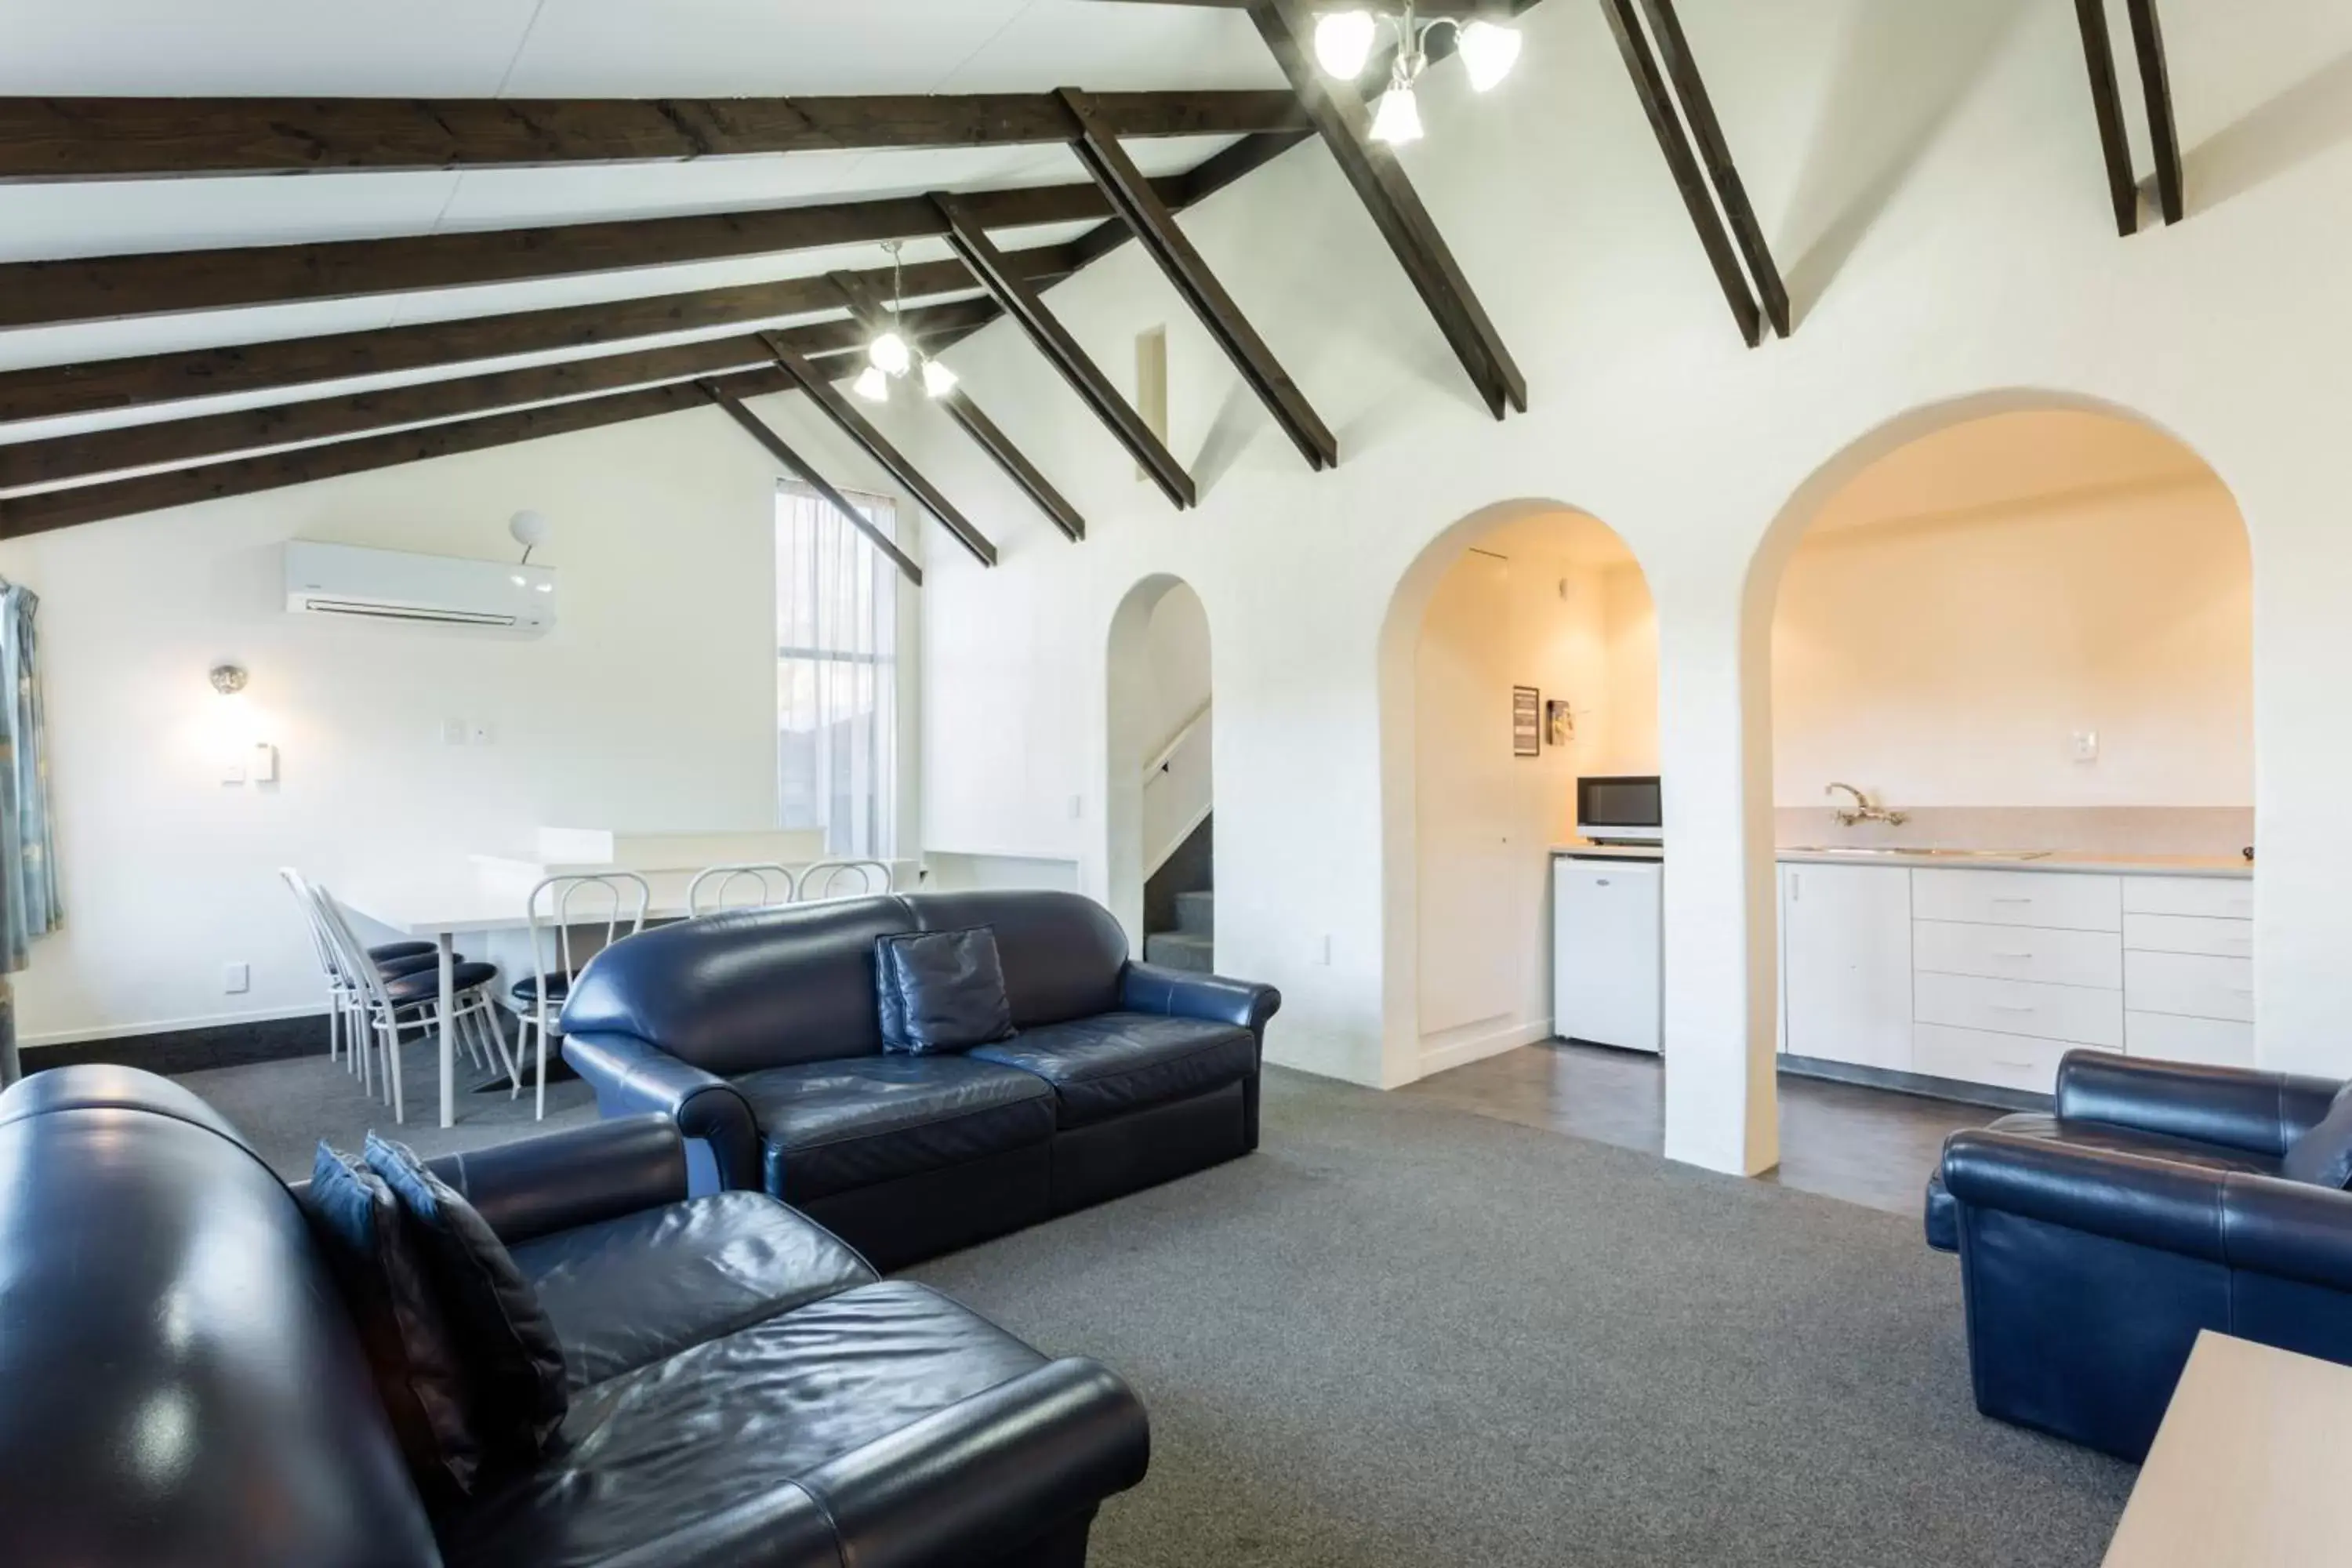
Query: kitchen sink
xmin=1783 ymin=846 xmax=2053 ymax=860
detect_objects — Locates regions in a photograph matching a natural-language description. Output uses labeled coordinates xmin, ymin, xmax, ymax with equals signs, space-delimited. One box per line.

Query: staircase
xmin=1145 ymin=889 xmax=1215 ymax=973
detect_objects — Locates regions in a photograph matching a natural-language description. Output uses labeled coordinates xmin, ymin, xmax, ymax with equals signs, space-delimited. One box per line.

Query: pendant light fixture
xmin=1312 ymin=3 xmax=1523 ymax=147
xmin=855 ymin=240 xmax=959 ymax=404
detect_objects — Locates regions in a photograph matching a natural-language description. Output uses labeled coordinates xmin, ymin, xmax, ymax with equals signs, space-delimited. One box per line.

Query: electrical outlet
xmin=222 ymin=961 xmax=250 ymax=994
xmin=469 ymin=720 xmax=496 ymax=746
xmin=2071 ymin=729 xmax=2100 ymax=763
xmin=220 ymin=754 xmax=247 ymax=785
xmin=442 ymin=717 xmax=467 ymax=746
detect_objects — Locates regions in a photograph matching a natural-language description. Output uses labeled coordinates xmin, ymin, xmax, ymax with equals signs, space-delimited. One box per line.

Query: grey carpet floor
xmin=910 ymin=1069 xmax=2134 ymax=1568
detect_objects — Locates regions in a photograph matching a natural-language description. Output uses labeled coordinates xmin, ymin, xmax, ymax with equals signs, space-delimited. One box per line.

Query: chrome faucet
xmin=1827 ymin=782 xmax=1908 ymax=828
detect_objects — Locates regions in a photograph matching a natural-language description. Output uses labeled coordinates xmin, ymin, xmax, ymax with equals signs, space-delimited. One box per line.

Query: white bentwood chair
xmin=508 ymin=873 xmax=650 ymax=1122
xmin=311 ymin=886 xmax=514 ymax=1122
xmin=687 ymin=862 xmax=799 ymax=917
xmin=278 ymin=866 xmax=438 ymax=1087
xmin=794 ymin=859 xmax=895 ymax=902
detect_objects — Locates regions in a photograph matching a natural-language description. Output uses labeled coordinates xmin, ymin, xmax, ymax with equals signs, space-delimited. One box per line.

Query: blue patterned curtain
xmin=0 ymin=581 xmax=60 ymax=971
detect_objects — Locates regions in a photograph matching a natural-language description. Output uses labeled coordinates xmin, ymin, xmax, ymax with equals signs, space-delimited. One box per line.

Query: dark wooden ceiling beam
xmin=2071 ymin=0 xmax=2140 ymax=236
xmin=760 ymin=332 xmax=998 ymax=568
xmin=0 ymin=373 xmax=764 ymax=540
xmin=2124 ymin=0 xmax=2183 ymax=224
xmin=831 ymin=270 xmax=1087 ymax=543
xmin=702 ymin=387 xmax=925 ymax=586
xmin=1247 ymin=0 xmax=1526 ymax=418
xmin=1599 ymin=0 xmax=1759 ymax=347
xmin=0 ymin=249 xmax=1059 ymax=426
xmin=0 ymin=174 xmax=1174 ymax=332
xmin=1060 ymin=88 xmax=1337 ymax=470
xmin=0 ymin=302 xmax=983 ymax=492
xmin=0 ymin=90 xmax=1306 ymax=181
xmin=1632 ymin=0 xmax=1789 ymax=337
xmin=935 ymin=191 xmax=1197 ymax=510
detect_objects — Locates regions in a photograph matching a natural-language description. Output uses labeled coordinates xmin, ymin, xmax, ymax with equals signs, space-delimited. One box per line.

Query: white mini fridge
xmin=1552 ymin=857 xmax=1664 ymax=1053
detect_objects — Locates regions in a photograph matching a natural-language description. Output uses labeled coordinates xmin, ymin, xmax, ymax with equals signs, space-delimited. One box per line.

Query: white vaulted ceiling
xmin=0 ymin=1 xmax=1291 ymax=430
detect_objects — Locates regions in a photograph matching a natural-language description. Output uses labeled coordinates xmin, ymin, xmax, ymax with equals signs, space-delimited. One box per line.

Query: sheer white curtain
xmin=776 ymin=483 xmax=899 ymax=858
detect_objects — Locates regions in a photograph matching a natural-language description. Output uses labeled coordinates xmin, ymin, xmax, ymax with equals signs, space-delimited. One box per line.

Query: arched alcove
xmin=1374 ymin=500 xmax=1659 ymax=1089
xmin=1105 ymin=574 xmax=1213 ymax=958
xmin=1741 ymin=393 xmax=2253 ymax=1094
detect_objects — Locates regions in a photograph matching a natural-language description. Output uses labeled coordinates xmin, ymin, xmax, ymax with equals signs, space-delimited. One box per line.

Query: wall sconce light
xmin=209 ymin=664 xmax=248 ymax=696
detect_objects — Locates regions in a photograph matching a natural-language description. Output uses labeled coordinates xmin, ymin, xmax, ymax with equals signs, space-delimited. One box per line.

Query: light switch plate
xmin=442 ymin=718 xmax=467 ymax=746
xmin=222 ymin=962 xmax=249 ymax=994
xmin=250 ymin=742 xmax=278 ymax=782
xmin=2071 ymin=729 xmax=2100 ymax=763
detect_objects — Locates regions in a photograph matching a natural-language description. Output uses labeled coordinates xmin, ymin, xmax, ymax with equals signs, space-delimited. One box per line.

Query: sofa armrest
xmin=425 ymin=1115 xmax=687 ymax=1246
xmin=1943 ymin=1127 xmax=2352 ymax=1294
xmin=2054 ymin=1049 xmax=2342 ymax=1157
xmin=561 ymin=1031 xmax=760 ymax=1193
xmin=1121 ymin=962 xmax=1282 ymax=1037
xmin=800 ymin=1357 xmax=1149 ymax=1567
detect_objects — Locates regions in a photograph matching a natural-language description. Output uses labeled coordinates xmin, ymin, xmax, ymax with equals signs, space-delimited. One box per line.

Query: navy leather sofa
xmin=1926 ymin=1049 xmax=2352 ymax=1459
xmin=0 ymin=1065 xmax=1149 ymax=1568
xmin=561 ymin=890 xmax=1281 ymax=1269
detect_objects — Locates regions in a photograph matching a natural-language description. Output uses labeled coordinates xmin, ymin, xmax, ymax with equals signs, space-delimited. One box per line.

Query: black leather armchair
xmin=0 ymin=1065 xmax=1149 ymax=1568
xmin=562 ymin=890 xmax=1281 ymax=1269
xmin=1926 ymin=1050 xmax=2352 ymax=1459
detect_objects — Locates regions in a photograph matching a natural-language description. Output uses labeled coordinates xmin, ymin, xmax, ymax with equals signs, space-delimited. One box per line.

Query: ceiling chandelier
xmin=854 ymin=240 xmax=958 ymax=403
xmin=1312 ymin=3 xmax=1523 ymax=146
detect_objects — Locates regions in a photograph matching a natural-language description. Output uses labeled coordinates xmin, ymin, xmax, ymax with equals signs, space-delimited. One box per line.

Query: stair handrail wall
xmin=1141 ymin=699 xmax=1212 ymax=786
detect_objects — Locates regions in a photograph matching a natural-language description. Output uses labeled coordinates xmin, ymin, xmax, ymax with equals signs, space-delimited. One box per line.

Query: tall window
xmin=777 ymin=483 xmax=898 ymax=858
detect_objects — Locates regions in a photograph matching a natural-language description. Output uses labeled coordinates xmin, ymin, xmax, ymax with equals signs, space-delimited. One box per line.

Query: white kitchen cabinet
xmin=2125 ymin=1011 xmax=2256 ymax=1069
xmin=2122 ymin=877 xmax=2256 ymax=920
xmin=1911 ymin=867 xmax=2122 ymax=932
xmin=1913 ymin=1024 xmax=2074 ymax=1096
xmin=1914 ymin=971 xmax=2125 ymax=1049
xmin=1781 ymin=863 xmax=1913 ymax=1073
xmin=1913 ymin=918 xmax=2123 ymax=989
xmin=2124 ymin=950 xmax=2256 ymax=1025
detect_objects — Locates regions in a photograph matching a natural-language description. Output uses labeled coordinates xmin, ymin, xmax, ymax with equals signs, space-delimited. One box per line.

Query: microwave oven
xmin=1576 ymin=775 xmax=1662 ymax=844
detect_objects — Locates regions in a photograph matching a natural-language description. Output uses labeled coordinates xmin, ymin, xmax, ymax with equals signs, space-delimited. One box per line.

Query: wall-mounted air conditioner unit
xmin=284 ymin=541 xmax=557 ymax=636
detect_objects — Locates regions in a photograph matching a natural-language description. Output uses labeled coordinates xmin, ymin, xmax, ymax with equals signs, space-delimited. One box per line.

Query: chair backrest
xmin=278 ymin=866 xmax=342 ymax=982
xmin=688 ymin=862 xmax=798 ymax=918
xmin=307 ymin=886 xmax=401 ymax=1015
xmin=558 ymin=889 xmax=1130 ymax=1076
xmin=527 ymin=873 xmax=652 ymax=993
xmin=0 ymin=1066 xmax=440 ymax=1566
xmin=796 ymin=858 xmax=894 ymax=902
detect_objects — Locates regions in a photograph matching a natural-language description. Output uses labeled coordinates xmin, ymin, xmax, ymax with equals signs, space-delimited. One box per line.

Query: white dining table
xmin=336 ymin=877 xmax=696 ymax=1128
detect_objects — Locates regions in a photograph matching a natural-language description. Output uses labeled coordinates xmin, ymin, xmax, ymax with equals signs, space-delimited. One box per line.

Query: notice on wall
xmin=1512 ymin=685 xmax=1541 ymax=757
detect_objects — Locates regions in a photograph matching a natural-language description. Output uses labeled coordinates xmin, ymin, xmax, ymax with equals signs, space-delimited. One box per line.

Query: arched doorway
xmin=1376 ymin=502 xmax=1659 ymax=1088
xmin=1745 ymin=399 xmax=2253 ymax=1107
xmin=1105 ymin=575 xmax=1213 ymax=962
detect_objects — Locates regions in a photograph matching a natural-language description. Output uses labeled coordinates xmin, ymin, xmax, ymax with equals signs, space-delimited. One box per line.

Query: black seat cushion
xmin=732 ymin=1055 xmax=1054 ymax=1203
xmin=437 ymin=1281 xmax=1050 ymax=1568
xmin=366 ymin=1136 xmax=570 ymax=1466
xmin=368 ymin=939 xmax=438 ymax=963
xmin=1983 ymin=1110 xmax=2286 ymax=1176
xmin=385 ymin=960 xmax=499 ymax=1004
xmin=376 ymin=950 xmax=448 ymax=981
xmin=510 ymin=1192 xmax=875 ymax=1391
xmin=509 ymin=971 xmax=571 ymax=1005
xmin=875 ymin=927 xmax=1014 ymax=1054
xmin=300 ymin=1144 xmax=482 ymax=1500
xmin=971 ymin=1013 xmax=1256 ymax=1128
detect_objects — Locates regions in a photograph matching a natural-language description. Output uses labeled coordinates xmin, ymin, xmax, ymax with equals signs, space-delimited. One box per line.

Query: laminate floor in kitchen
xmin=1399 ymin=1041 xmax=2002 ymax=1214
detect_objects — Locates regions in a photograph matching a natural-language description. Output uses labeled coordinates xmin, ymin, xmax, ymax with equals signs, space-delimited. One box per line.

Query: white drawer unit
xmin=2124 ymin=950 xmax=2255 ymax=1024
xmin=1913 ymin=1023 xmax=2073 ymax=1095
xmin=1912 ymin=919 xmax=2122 ymax=989
xmin=2122 ymin=876 xmax=2256 ymax=920
xmin=1911 ymin=868 xmax=2122 ymax=932
xmin=2123 ymin=912 xmax=2256 ymax=960
xmin=1914 ymin=970 xmax=2125 ymax=1049
xmin=2126 ymin=1011 xmax=2257 ymax=1069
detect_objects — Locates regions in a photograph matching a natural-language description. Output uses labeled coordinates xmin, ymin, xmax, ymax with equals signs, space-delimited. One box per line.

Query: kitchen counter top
xmin=1552 ymin=844 xmax=2254 ymax=878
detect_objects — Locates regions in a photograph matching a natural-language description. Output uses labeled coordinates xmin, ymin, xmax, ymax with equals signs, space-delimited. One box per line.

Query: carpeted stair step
xmin=1174 ymin=889 xmax=1214 ymax=938
xmin=1144 ymin=930 xmax=1214 ymax=973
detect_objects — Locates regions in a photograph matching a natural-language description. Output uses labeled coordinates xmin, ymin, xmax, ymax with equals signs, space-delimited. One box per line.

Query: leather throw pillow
xmin=2282 ymin=1084 xmax=2352 ymax=1189
xmin=875 ymin=927 xmax=1017 ymax=1054
xmin=365 ymin=1134 xmax=569 ymax=1465
xmin=300 ymin=1142 xmax=484 ymax=1499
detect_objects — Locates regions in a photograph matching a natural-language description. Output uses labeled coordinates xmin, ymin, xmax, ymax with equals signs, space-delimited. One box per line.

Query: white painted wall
xmin=1773 ymin=470 xmax=2252 ymax=808
xmin=0 ymin=391 xmax=924 ymax=1047
xmin=1410 ymin=514 xmax=1651 ymax=1073
xmin=902 ymin=0 xmax=2352 ymax=1174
